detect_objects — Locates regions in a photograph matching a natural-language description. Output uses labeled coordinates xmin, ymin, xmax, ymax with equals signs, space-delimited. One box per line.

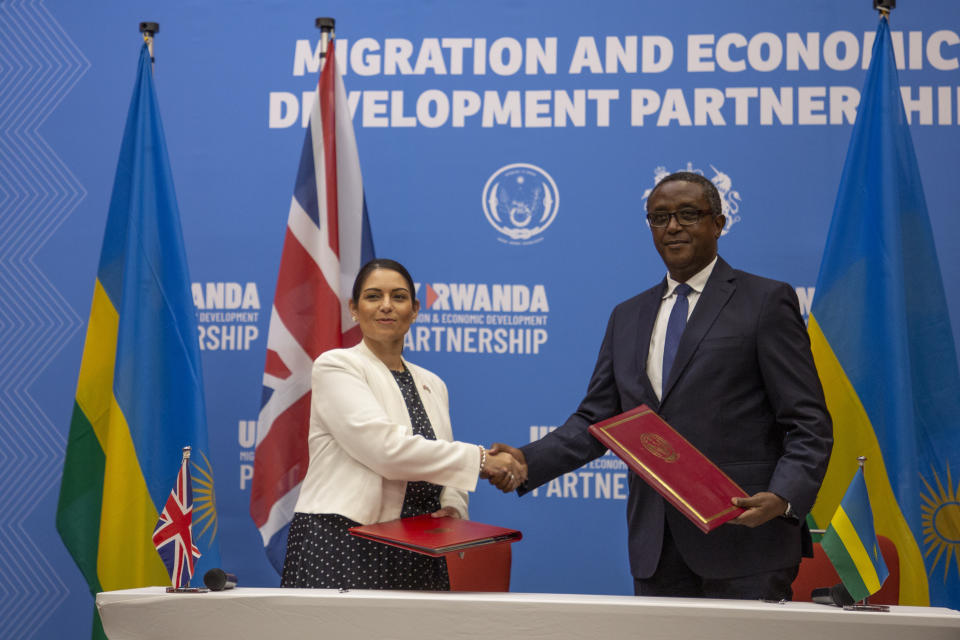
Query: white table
xmin=96 ymin=587 xmax=960 ymax=640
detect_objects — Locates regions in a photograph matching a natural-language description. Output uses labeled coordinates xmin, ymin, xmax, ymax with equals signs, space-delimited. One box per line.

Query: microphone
xmin=811 ymin=583 xmax=854 ymax=607
xmin=203 ymin=568 xmax=238 ymax=591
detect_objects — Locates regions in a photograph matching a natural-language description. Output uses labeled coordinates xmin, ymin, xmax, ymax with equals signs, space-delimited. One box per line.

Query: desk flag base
xmin=843 ymin=601 xmax=890 ymax=612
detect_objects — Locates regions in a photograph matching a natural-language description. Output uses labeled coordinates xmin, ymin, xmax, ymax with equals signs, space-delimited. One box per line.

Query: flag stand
xmin=164 ymin=447 xmax=209 ymax=594
xmin=845 ymin=602 xmax=890 ymax=612
xmin=842 ymin=457 xmax=889 ymax=612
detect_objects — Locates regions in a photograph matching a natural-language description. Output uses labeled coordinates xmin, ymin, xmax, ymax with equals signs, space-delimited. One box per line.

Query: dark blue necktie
xmin=662 ymin=283 xmax=693 ymax=386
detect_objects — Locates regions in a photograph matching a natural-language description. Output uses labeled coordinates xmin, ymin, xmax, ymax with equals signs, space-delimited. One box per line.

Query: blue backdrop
xmin=2 ymin=1 xmax=959 ymax=638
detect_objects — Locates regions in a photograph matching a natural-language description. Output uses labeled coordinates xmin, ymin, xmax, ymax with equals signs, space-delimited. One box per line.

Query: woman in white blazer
xmin=281 ymin=259 xmax=525 ymax=590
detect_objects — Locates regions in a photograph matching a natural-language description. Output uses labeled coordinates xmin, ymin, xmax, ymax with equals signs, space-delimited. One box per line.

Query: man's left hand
xmin=728 ymin=492 xmax=788 ymax=528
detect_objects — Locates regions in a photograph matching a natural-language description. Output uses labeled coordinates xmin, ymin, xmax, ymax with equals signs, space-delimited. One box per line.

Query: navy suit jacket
xmin=520 ymin=257 xmax=832 ymax=580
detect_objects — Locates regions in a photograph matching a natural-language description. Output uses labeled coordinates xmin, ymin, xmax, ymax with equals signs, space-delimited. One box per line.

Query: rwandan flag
xmin=821 ymin=467 xmax=889 ymax=603
xmin=807 ymin=16 xmax=960 ymax=609
xmin=56 ymin=43 xmax=220 ymax=638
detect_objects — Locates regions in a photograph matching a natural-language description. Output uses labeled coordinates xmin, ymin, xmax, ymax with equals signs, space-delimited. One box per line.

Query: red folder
xmin=349 ymin=514 xmax=522 ymax=557
xmin=588 ymin=405 xmax=747 ymax=533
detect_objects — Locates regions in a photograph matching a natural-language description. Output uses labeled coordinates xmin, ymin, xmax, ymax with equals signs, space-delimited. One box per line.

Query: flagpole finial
xmin=182 ymin=445 xmax=192 ymax=461
xmin=139 ymin=21 xmax=159 ymax=37
xmin=315 ymin=17 xmax=335 ymax=57
xmin=857 ymin=455 xmax=867 ymax=468
xmin=139 ymin=21 xmax=159 ymax=69
xmin=873 ymin=0 xmax=894 ymax=17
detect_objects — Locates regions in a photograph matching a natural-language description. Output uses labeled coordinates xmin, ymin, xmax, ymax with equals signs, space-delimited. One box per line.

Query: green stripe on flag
xmin=55 ymin=402 xmax=105 ymax=595
xmin=831 ymin=505 xmax=884 ymax=593
xmin=821 ymin=525 xmax=870 ymax=602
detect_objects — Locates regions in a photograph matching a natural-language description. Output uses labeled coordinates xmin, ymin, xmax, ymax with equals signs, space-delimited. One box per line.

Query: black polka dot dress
xmin=281 ymin=366 xmax=451 ymax=590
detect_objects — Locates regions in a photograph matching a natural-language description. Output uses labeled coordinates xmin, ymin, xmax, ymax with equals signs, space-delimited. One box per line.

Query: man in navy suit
xmin=493 ymin=171 xmax=832 ymax=599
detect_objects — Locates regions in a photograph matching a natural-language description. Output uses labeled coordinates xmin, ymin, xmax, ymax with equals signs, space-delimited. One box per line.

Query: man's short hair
xmin=648 ymin=172 xmax=723 ymax=218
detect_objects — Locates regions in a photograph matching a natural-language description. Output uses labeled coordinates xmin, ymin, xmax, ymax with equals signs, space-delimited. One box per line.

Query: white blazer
xmin=293 ymin=340 xmax=477 ymax=524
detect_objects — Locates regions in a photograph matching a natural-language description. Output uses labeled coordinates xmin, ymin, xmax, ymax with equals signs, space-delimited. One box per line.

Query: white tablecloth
xmin=96 ymin=587 xmax=960 ymax=640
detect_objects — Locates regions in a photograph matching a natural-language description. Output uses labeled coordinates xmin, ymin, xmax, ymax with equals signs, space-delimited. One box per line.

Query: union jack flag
xmin=153 ymin=451 xmax=201 ymax=588
xmin=249 ymin=38 xmax=375 ymax=572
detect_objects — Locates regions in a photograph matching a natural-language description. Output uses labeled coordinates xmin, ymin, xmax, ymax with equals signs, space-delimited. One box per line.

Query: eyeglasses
xmin=646 ymin=209 xmax=715 ymax=228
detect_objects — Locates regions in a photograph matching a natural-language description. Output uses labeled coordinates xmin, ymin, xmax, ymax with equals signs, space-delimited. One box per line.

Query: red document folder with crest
xmin=588 ymin=405 xmax=747 ymax=533
xmin=349 ymin=514 xmax=522 ymax=557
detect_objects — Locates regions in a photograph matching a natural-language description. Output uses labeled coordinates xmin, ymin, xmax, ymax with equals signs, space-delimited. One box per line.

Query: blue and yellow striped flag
xmin=821 ymin=467 xmax=889 ymax=603
xmin=807 ymin=16 xmax=960 ymax=609
xmin=55 ymin=43 xmax=220 ymax=638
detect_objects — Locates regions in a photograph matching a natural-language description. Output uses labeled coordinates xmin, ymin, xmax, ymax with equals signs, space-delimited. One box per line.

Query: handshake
xmin=479 ymin=443 xmax=527 ymax=493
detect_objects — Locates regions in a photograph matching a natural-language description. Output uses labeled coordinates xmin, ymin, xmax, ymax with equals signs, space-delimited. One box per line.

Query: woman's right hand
xmin=481 ymin=448 xmax=527 ymax=491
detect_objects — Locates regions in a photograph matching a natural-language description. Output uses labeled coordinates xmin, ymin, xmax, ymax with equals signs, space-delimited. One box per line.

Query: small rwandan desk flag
xmin=807 ymin=15 xmax=960 ymax=609
xmin=821 ymin=466 xmax=889 ymax=603
xmin=56 ymin=41 xmax=220 ymax=638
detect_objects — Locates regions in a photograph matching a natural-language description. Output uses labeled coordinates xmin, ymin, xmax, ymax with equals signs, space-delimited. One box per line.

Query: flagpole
xmin=251 ymin=12 xmax=375 ymax=572
xmin=316 ymin=17 xmax=335 ymax=58
xmin=180 ymin=445 xmax=192 ymax=588
xmin=139 ymin=21 xmax=159 ymax=73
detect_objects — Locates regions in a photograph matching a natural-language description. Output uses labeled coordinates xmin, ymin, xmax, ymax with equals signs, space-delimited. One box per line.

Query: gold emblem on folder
xmin=640 ymin=433 xmax=679 ymax=463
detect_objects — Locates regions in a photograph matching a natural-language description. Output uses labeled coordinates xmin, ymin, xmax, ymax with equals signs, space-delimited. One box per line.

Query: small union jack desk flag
xmin=153 ymin=446 xmax=201 ymax=588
